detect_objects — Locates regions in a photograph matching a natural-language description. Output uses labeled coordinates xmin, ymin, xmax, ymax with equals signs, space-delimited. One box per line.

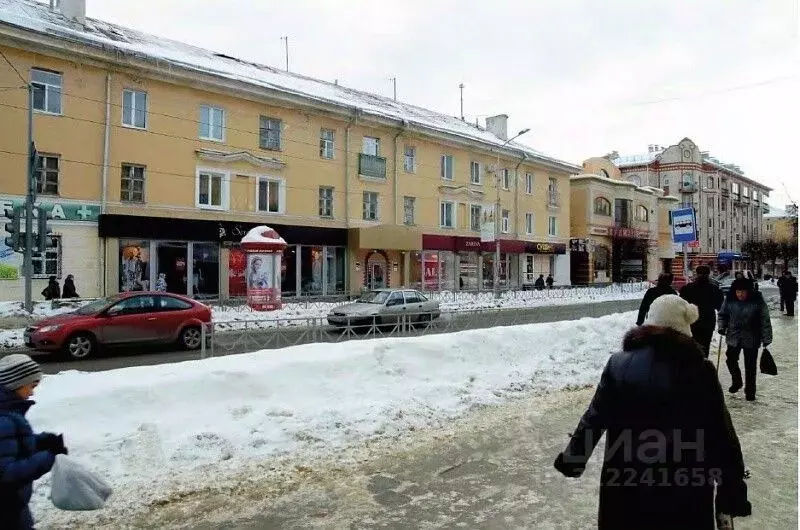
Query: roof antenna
xmin=459 ymin=83 xmax=465 ymax=121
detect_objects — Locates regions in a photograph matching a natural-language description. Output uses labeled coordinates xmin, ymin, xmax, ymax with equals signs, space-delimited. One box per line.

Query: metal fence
xmin=200 ymin=298 xmax=641 ymax=359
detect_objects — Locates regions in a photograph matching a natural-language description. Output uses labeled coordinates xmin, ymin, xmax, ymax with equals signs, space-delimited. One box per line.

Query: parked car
xmin=326 ymin=289 xmax=441 ymax=329
xmin=24 ymin=292 xmax=212 ymax=360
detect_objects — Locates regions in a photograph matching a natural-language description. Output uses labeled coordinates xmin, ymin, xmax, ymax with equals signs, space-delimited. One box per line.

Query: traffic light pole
xmin=23 ymin=85 xmax=34 ymax=313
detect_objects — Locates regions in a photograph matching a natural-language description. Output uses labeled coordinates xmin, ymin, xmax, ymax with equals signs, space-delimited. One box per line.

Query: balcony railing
xmin=358 ymin=153 xmax=387 ymax=180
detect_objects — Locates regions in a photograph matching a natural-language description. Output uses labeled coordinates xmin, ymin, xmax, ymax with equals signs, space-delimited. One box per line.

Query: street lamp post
xmin=493 ymin=128 xmax=530 ymax=298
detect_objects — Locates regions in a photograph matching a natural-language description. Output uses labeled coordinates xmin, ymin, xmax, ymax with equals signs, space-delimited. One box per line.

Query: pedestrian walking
xmin=40 ymin=276 xmax=60 ymax=301
xmin=680 ymin=265 xmax=724 ymax=357
xmin=534 ymin=274 xmax=545 ymax=290
xmin=636 ymin=272 xmax=677 ymax=325
xmin=546 ymin=274 xmax=554 ymax=289
xmin=718 ymin=278 xmax=773 ymax=401
xmin=778 ymin=270 xmax=797 ymax=317
xmin=61 ymin=274 xmax=79 ymax=299
xmin=554 ymin=295 xmax=751 ymax=529
xmin=0 ymin=354 xmax=68 ymax=528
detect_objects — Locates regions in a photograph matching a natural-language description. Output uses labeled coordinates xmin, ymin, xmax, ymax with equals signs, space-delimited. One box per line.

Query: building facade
xmin=0 ymin=0 xmax=578 ymax=301
xmin=609 ymin=138 xmax=772 ymax=271
xmin=570 ymin=158 xmax=678 ymax=283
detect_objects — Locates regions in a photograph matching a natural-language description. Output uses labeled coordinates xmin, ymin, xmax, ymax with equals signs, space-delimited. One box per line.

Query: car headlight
xmin=37 ymin=324 xmax=61 ymax=334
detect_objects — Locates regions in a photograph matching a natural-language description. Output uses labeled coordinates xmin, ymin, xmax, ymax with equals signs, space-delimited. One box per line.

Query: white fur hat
xmin=645 ymin=294 xmax=699 ymax=337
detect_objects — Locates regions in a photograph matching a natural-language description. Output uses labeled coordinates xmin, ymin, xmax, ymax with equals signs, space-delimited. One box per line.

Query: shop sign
xmin=527 ymin=242 xmax=567 ymax=255
xmin=217 ymin=222 xmax=251 ymax=241
xmin=610 ymin=227 xmax=649 ymax=239
xmin=0 ymin=198 xmax=99 ymax=222
xmin=589 ymin=226 xmax=609 ymax=236
xmin=456 ymin=238 xmax=482 ymax=252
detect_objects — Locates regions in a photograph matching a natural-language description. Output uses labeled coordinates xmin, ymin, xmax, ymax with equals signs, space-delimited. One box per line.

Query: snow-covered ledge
xmin=195 ymin=149 xmax=286 ymax=169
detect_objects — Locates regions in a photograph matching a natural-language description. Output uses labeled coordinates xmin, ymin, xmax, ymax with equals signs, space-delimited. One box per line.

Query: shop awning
xmin=350 ymin=225 xmax=422 ymax=251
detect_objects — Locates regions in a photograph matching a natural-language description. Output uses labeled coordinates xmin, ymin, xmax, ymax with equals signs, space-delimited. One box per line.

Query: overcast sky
xmin=87 ymin=0 xmax=799 ymax=209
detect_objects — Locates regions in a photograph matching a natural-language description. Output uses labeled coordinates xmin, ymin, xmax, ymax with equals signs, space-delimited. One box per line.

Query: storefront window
xmin=439 ymin=251 xmax=456 ymax=291
xmin=301 ymin=246 xmax=324 ymax=296
xmin=482 ymin=253 xmax=508 ymax=288
xmin=281 ymin=246 xmax=298 ymax=297
xmin=421 ymin=251 xmax=439 ymax=290
xmin=326 ymin=247 xmax=346 ymax=294
xmin=156 ymin=241 xmax=188 ymax=295
xmin=119 ymin=240 xmax=151 ymax=292
xmin=192 ymin=243 xmax=219 ymax=299
xmin=458 ymin=253 xmax=479 ymax=291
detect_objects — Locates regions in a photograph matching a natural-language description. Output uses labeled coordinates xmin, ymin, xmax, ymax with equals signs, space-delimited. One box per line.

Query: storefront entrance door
xmin=368 ymin=263 xmax=386 ymax=289
xmin=156 ymin=241 xmax=188 ymax=295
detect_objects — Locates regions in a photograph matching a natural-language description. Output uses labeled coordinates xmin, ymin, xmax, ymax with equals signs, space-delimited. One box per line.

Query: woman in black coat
xmin=61 ymin=274 xmax=79 ymax=298
xmin=555 ymin=295 xmax=751 ymax=529
xmin=636 ymin=272 xmax=677 ymax=325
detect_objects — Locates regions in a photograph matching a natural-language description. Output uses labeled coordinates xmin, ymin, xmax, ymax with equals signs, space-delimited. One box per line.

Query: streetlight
xmin=493 ymin=128 xmax=530 ymax=298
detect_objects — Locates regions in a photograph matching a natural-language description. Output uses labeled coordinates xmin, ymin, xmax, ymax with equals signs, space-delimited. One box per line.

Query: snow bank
xmin=29 ymin=311 xmax=637 ymax=525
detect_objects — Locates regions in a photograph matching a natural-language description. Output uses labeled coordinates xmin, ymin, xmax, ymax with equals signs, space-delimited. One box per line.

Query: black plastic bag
xmin=760 ymin=348 xmax=777 ymax=376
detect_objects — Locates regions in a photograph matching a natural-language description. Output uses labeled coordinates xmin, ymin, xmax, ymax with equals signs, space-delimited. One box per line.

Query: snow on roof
xmin=611 ymin=152 xmax=660 ymax=168
xmin=764 ymin=206 xmax=788 ymax=219
xmin=0 ymin=0 xmax=579 ymax=172
xmin=241 ymin=226 xmax=287 ymax=245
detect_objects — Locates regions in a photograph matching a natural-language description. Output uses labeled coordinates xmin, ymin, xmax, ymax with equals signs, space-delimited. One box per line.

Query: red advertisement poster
xmin=247 ymin=287 xmax=282 ymax=311
xmin=423 ymin=252 xmax=439 ymax=290
xmin=228 ymin=248 xmax=247 ymax=297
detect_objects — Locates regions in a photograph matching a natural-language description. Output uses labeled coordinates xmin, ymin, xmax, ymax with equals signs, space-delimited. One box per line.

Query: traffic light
xmin=36 ymin=205 xmax=54 ymax=253
xmin=3 ymin=205 xmax=23 ymax=252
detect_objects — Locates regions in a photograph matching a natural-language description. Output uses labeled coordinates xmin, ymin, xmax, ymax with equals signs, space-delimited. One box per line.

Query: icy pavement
xmin=120 ymin=312 xmax=794 ymax=529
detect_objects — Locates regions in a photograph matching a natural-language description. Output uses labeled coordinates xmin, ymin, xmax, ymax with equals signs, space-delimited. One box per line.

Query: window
xmin=320 ymin=129 xmax=335 ymax=159
xmin=525 ymin=173 xmax=533 ymax=194
xmin=319 ymin=186 xmax=333 ymax=217
xmin=635 ymin=205 xmax=649 ymax=222
xmin=363 ymin=191 xmax=378 ymax=221
xmin=470 ymin=161 xmax=481 ymax=184
xmin=196 ymin=170 xmax=227 ymax=208
xmin=122 ymin=89 xmax=147 ymax=128
xmin=441 ymin=155 xmax=454 ymax=180
xmin=525 ymin=213 xmax=534 ymax=234
xmin=35 ymin=155 xmax=59 ymax=195
xmin=111 ymin=295 xmax=157 ymax=315
xmin=403 ymin=146 xmax=416 ymax=172
xmin=403 ymin=196 xmax=415 ymax=225
xmin=502 ymin=169 xmax=510 ymax=190
xmin=501 ymin=209 xmax=510 ymax=233
xmin=593 ymin=197 xmax=612 ymax=216
xmin=752 ymin=189 xmax=758 ymax=199
xmin=257 ymin=177 xmax=283 ymax=213
xmin=469 ymin=204 xmax=481 ymax=231
xmin=742 ymin=185 xmax=749 ymax=197
xmin=32 ymin=235 xmax=61 ymax=278
xmin=731 ymin=182 xmax=740 ymax=195
xmin=707 ymin=176 xmax=714 ymax=189
xmin=708 ymin=218 xmax=713 ymax=228
xmin=707 ymin=197 xmax=714 ymax=209
xmin=548 ymin=216 xmax=557 ymax=236
xmin=548 ymin=178 xmax=558 ymax=205
xmin=259 ymin=116 xmax=281 ymax=150
xmin=362 ymin=137 xmax=380 ymax=156
xmin=440 ymin=201 xmax=455 ymax=228
xmin=157 ymin=296 xmax=193 ymax=311
xmin=199 ymin=105 xmax=224 ymax=141
xmin=31 ymin=68 xmax=62 ymax=114
xmin=120 ymin=164 xmax=145 ymax=203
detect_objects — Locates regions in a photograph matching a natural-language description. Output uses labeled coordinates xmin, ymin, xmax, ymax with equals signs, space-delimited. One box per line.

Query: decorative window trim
xmin=195 ymin=167 xmax=230 ymax=210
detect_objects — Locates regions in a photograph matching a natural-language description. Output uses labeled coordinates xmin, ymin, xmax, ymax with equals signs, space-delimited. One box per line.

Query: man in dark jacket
xmin=636 ymin=272 xmax=677 ymax=325
xmin=778 ymin=270 xmax=798 ymax=317
xmin=0 ymin=354 xmax=68 ymax=528
xmin=554 ymin=295 xmax=751 ymax=529
xmin=40 ymin=276 xmax=60 ymax=301
xmin=680 ymin=265 xmax=724 ymax=357
xmin=718 ymin=278 xmax=773 ymax=401
xmin=534 ymin=274 xmax=545 ymax=290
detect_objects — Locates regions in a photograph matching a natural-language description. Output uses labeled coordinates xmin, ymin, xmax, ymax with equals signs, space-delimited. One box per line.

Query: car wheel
xmin=64 ymin=333 xmax=95 ymax=360
xmin=180 ymin=326 xmax=203 ymax=350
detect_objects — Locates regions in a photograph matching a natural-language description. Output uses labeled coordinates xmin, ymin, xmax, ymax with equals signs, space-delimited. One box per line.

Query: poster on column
xmin=247 ymin=253 xmax=280 ymax=310
xmin=480 ymin=204 xmax=496 ymax=243
xmin=423 ymin=252 xmax=439 ymax=290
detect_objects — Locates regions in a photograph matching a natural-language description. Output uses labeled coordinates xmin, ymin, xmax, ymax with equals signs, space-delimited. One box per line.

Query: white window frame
xmin=30 ymin=68 xmax=62 ymax=115
xmin=32 ymin=235 xmax=62 ymax=279
xmin=256 ymin=176 xmax=286 ymax=214
xmin=439 ymin=200 xmax=456 ymax=228
xmin=441 ymin=154 xmax=454 ymax=181
xmin=259 ymin=116 xmax=282 ymax=150
xmin=525 ymin=173 xmax=533 ymax=194
xmin=470 ymin=161 xmax=482 ymax=185
xmin=501 ymin=209 xmax=510 ymax=233
xmin=362 ymin=137 xmax=380 ymax=156
xmin=502 ymin=169 xmax=510 ymax=190
xmin=363 ymin=191 xmax=379 ymax=221
xmin=404 ymin=146 xmax=416 ymax=173
xmin=120 ymin=163 xmax=146 ymax=203
xmin=319 ymin=129 xmax=335 ymax=159
xmin=469 ymin=204 xmax=482 ymax=232
xmin=122 ymin=89 xmax=148 ymax=129
xmin=199 ymin=105 xmax=225 ymax=142
xmin=319 ymin=186 xmax=334 ymax=217
xmin=548 ymin=216 xmax=558 ymax=236
xmin=525 ymin=213 xmax=534 ymax=235
xmin=403 ymin=196 xmax=415 ymax=225
xmin=195 ymin=168 xmax=230 ymax=210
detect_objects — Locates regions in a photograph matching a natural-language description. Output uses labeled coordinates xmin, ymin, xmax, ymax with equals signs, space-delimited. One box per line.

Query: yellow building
xmin=569 ymin=157 xmax=678 ymax=283
xmin=0 ymin=0 xmax=579 ymax=301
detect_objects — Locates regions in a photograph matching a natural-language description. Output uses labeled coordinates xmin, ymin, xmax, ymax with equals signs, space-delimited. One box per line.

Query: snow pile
xmin=240 ymin=226 xmax=287 ymax=245
xmin=0 ymin=301 xmax=79 ymax=319
xmin=29 ymin=312 xmax=637 ymax=524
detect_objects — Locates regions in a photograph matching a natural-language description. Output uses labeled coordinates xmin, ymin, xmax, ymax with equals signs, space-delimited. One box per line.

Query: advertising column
xmin=239 ymin=225 xmax=287 ymax=311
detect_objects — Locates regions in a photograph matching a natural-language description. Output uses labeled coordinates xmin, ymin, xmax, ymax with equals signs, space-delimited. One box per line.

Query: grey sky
xmin=86 ymin=0 xmax=798 ymax=207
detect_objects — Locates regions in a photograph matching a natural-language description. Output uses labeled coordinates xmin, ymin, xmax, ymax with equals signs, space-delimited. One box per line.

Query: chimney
xmin=55 ymin=0 xmax=86 ymax=25
xmin=485 ymin=114 xmax=508 ymax=141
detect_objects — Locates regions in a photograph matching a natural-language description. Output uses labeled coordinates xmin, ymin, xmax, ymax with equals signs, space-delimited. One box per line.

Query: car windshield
xmin=358 ymin=290 xmax=391 ymax=304
xmin=74 ymin=295 xmax=124 ymax=315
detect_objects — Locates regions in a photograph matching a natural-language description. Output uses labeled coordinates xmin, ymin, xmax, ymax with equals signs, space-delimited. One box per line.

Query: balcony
xmin=762 ymin=204 xmax=770 ymax=214
xmin=358 ymin=153 xmax=387 ymax=180
xmin=547 ymin=190 xmax=560 ymax=209
xmin=679 ymin=182 xmax=698 ymax=193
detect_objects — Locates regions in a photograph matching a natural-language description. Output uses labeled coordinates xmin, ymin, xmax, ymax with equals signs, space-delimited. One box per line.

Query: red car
xmin=24 ymin=292 xmax=212 ymax=360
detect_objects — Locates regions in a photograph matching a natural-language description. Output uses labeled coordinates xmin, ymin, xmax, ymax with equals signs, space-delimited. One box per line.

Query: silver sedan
xmin=327 ymin=289 xmax=441 ymax=329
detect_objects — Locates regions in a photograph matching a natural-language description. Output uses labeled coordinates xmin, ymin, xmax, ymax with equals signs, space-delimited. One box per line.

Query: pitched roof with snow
xmin=764 ymin=206 xmax=788 ymax=219
xmin=0 ymin=0 xmax=580 ymax=172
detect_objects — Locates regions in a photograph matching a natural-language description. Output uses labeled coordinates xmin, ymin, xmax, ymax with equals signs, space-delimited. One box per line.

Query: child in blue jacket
xmin=0 ymin=354 xmax=68 ymax=529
